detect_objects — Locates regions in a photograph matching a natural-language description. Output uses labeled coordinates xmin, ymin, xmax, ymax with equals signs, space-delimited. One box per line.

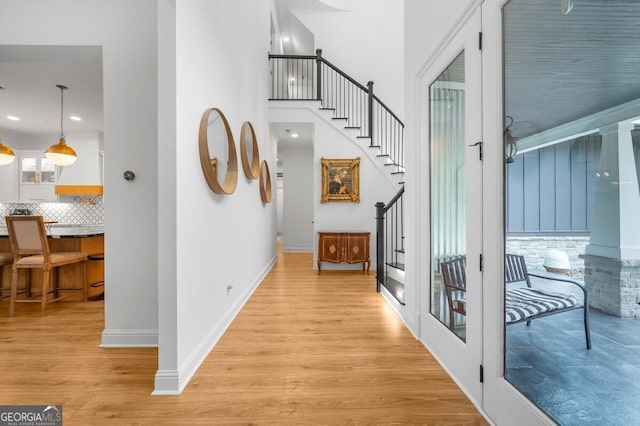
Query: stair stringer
xmin=269 ymin=100 xmax=404 ymax=188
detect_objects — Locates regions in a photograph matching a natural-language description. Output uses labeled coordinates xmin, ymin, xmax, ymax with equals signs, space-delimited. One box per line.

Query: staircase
xmin=269 ymin=49 xmax=406 ymax=305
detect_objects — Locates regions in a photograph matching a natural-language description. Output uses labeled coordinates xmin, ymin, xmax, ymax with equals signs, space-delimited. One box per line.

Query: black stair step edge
xmin=384 ymin=163 xmax=400 ymax=167
xmin=357 ymin=136 xmax=372 ymax=140
xmin=332 ymin=117 xmax=348 ymax=120
xmin=395 ymin=249 xmax=405 ymax=254
xmin=319 ymin=107 xmax=335 ymax=111
xmin=386 ymin=261 xmax=405 ymax=271
xmin=344 ymin=126 xmax=361 ymax=129
xmin=381 ymin=277 xmax=405 ymax=305
xmin=391 ymin=171 xmax=405 ymax=175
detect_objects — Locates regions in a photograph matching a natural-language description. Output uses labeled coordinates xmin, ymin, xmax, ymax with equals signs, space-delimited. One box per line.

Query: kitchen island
xmin=0 ymin=224 xmax=105 ymax=302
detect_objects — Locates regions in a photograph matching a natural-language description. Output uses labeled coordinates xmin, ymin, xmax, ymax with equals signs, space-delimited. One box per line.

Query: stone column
xmin=584 ymin=121 xmax=640 ymax=317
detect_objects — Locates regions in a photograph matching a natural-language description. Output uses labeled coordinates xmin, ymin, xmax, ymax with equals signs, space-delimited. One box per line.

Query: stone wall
xmin=506 ymin=236 xmax=590 ymax=275
xmin=583 ymin=255 xmax=640 ymax=318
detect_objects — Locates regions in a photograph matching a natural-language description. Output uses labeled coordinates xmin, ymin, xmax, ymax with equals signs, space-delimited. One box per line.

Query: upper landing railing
xmin=269 ymin=49 xmax=404 ymax=173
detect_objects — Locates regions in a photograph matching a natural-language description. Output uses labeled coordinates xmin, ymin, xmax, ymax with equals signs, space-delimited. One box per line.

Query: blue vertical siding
xmin=506 ymin=135 xmax=601 ymax=233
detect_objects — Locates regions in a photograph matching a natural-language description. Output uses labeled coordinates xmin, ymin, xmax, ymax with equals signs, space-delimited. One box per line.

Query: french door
xmin=420 ymin=5 xmax=483 ymax=406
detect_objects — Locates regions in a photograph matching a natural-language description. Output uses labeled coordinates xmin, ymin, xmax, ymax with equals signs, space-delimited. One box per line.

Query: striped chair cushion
xmin=505 ymin=288 xmax=579 ymax=323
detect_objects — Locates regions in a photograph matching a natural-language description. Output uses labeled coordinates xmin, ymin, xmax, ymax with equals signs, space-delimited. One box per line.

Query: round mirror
xmin=240 ymin=121 xmax=260 ymax=180
xmin=198 ymin=107 xmax=238 ymax=194
xmin=259 ymin=160 xmax=272 ymax=203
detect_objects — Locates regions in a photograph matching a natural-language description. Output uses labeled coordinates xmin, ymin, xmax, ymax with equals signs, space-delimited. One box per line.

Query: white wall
xmin=0 ymin=0 xmax=160 ymax=346
xmin=290 ymin=0 xmax=404 ymax=117
xmin=154 ymin=0 xmax=276 ymax=394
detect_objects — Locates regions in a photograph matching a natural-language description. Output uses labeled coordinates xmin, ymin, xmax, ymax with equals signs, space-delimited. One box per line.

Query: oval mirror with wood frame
xmin=259 ymin=160 xmax=272 ymax=203
xmin=198 ymin=107 xmax=238 ymax=195
xmin=240 ymin=121 xmax=260 ymax=180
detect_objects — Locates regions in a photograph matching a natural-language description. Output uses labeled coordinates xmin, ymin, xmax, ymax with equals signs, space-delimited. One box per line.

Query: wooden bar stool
xmin=5 ymin=215 xmax=87 ymax=315
xmin=0 ymin=252 xmax=13 ymax=299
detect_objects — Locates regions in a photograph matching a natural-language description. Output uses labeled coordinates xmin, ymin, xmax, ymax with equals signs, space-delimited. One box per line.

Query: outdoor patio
xmin=506 ymin=307 xmax=640 ymax=426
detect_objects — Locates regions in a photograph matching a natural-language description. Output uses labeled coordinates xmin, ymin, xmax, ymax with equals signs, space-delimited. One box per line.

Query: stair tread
xmin=386 ymin=261 xmax=405 ymax=271
xmin=381 ymin=276 xmax=405 ymax=305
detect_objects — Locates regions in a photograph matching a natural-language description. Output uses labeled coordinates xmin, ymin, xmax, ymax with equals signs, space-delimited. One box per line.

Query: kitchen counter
xmin=0 ymin=224 xmax=104 ymax=238
xmin=0 ymin=225 xmax=105 ymax=301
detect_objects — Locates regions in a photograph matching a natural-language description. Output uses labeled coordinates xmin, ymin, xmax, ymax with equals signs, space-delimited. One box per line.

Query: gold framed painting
xmin=321 ymin=157 xmax=360 ymax=203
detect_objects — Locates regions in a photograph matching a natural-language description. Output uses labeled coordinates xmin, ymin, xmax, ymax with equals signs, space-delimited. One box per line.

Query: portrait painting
xmin=321 ymin=157 xmax=360 ymax=203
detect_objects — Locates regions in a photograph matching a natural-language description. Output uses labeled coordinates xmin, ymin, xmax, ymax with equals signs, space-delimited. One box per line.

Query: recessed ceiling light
xmin=7 ymin=115 xmax=20 ymax=121
xmin=283 ymin=36 xmax=290 ymax=42
xmin=291 ymin=133 xmax=299 ymax=138
xmin=69 ymin=115 xmax=82 ymax=121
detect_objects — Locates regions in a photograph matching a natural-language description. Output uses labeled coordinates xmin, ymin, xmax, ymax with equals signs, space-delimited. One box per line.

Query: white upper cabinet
xmin=56 ymin=134 xmax=103 ymax=186
xmin=0 ymin=159 xmax=19 ymax=202
xmin=18 ymin=150 xmax=58 ymax=202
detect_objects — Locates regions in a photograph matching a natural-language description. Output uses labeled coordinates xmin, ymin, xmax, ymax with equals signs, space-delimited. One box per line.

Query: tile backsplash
xmin=0 ymin=196 xmax=104 ymax=226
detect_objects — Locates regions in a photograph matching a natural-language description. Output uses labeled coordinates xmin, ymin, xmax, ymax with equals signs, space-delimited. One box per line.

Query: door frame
xmin=416 ymin=3 xmax=484 ymax=407
xmin=481 ymin=0 xmax=559 ymax=423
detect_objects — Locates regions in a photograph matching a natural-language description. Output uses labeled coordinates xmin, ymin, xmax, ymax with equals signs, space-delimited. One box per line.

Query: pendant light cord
xmin=59 ymin=85 xmax=65 ymax=139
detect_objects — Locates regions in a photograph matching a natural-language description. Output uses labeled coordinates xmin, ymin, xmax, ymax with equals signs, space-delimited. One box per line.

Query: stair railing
xmin=269 ymin=49 xmax=404 ymax=173
xmin=375 ymin=185 xmax=405 ymax=304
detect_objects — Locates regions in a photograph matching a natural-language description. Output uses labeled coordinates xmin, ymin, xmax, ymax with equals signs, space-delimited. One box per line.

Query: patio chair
xmin=505 ymin=253 xmax=591 ymax=349
xmin=440 ymin=254 xmax=592 ymax=349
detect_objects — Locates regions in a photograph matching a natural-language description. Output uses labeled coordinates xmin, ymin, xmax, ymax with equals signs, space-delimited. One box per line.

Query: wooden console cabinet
xmin=317 ymin=231 xmax=370 ymax=273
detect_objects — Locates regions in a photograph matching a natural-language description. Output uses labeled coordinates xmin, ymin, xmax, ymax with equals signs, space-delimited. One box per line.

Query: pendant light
xmin=0 ymin=138 xmax=16 ymax=165
xmin=45 ymin=84 xmax=77 ymax=166
xmin=0 ymin=87 xmax=16 ymax=165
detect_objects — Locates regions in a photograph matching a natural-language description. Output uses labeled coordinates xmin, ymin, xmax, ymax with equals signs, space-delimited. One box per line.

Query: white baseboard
xmin=100 ymin=328 xmax=158 ymax=347
xmin=152 ymin=253 xmax=278 ymax=395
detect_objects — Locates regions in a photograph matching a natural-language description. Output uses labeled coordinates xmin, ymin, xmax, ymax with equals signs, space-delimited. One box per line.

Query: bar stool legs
xmin=87 ymin=253 xmax=104 ymax=301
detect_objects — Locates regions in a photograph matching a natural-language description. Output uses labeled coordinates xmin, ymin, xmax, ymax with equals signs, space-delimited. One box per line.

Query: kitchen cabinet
xmin=317 ymin=231 xmax=370 ymax=273
xmin=0 ymin=159 xmax=19 ymax=201
xmin=55 ymin=136 xmax=103 ymax=195
xmin=19 ymin=151 xmax=58 ymax=202
xmin=56 ymin=136 xmax=102 ymax=186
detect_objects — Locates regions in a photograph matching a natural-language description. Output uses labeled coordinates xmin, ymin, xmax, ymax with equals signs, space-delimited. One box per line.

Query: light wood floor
xmin=0 ymin=246 xmax=488 ymax=425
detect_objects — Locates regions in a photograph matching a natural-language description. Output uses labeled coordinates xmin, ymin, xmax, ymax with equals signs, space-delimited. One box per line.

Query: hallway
xmin=0 ymin=246 xmax=488 ymax=425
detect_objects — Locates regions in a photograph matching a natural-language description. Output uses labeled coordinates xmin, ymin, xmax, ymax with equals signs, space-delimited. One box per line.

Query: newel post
xmin=367 ymin=81 xmax=374 ymax=144
xmin=316 ymin=49 xmax=323 ymax=101
xmin=375 ymin=201 xmax=385 ymax=292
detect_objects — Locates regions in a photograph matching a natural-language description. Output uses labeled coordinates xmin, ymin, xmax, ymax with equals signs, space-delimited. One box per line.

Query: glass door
xmin=420 ymin=6 xmax=483 ymax=405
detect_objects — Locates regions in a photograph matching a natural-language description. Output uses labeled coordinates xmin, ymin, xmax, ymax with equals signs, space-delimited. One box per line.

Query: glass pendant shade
xmin=0 ymin=139 xmax=16 ymax=165
xmin=46 ymin=137 xmax=77 ymax=166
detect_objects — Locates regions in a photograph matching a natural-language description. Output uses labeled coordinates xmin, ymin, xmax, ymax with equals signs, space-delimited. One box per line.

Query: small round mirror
xmin=240 ymin=121 xmax=260 ymax=180
xmin=198 ymin=107 xmax=238 ymax=194
xmin=259 ymin=160 xmax=272 ymax=203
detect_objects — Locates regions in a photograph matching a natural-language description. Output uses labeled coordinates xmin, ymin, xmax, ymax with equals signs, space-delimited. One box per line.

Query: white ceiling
xmin=0 ymin=45 xmax=103 ymax=140
xmin=504 ymin=0 xmax=640 ymax=138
